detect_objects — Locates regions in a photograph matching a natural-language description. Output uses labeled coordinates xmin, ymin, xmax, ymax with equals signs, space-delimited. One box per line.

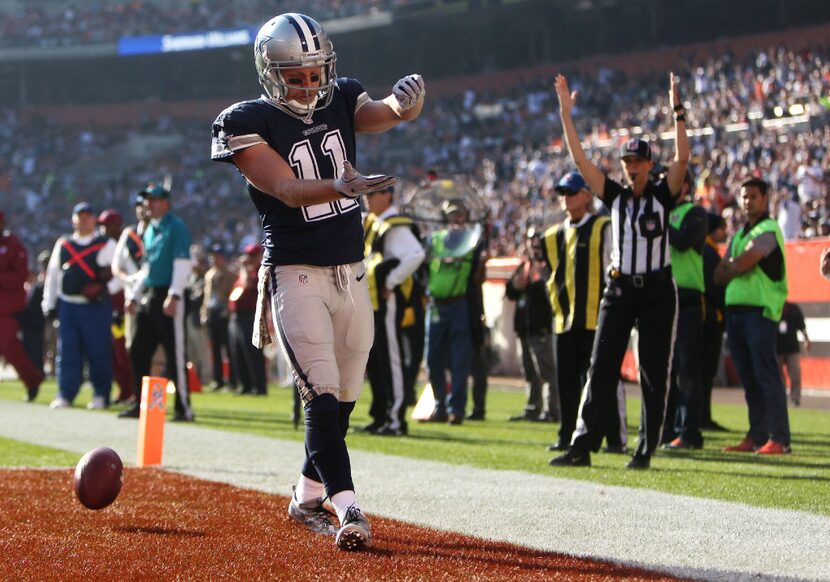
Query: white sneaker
xmin=50 ymin=397 xmax=71 ymax=409
xmin=86 ymin=396 xmax=107 ymax=410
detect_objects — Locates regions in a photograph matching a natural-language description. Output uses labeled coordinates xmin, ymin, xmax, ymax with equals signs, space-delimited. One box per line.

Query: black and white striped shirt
xmin=602 ymin=176 xmax=677 ymax=275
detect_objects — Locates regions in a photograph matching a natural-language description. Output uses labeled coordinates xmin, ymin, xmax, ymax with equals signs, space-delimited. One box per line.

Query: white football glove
xmin=392 ymin=74 xmax=425 ymax=111
xmin=334 ymin=160 xmax=398 ymax=199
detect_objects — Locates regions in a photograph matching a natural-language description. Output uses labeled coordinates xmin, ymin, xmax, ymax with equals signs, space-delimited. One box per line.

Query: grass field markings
xmin=0 ymin=436 xmax=80 ymax=467
xmin=2 ymin=379 xmax=829 ymax=516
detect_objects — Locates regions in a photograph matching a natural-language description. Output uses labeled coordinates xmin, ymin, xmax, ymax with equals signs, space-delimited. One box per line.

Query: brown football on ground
xmin=73 ymin=447 xmax=124 ymax=510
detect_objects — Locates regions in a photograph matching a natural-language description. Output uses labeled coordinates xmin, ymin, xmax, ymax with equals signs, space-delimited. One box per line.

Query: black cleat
xmin=549 ymin=448 xmax=590 ymax=467
xmin=375 ymin=424 xmax=406 ymax=437
xmin=172 ymin=411 xmax=195 ymax=422
xmin=421 ymin=410 xmax=447 ymax=423
xmin=117 ymin=404 xmax=140 ymax=418
xmin=625 ymin=455 xmax=651 ymax=470
xmin=701 ymin=420 xmax=728 ymax=432
xmin=359 ymin=421 xmax=385 ymax=434
xmin=508 ymin=412 xmax=538 ymax=422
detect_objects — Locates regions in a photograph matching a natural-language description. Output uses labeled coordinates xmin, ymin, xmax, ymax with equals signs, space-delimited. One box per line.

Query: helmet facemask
xmin=262 ymin=54 xmax=337 ymax=121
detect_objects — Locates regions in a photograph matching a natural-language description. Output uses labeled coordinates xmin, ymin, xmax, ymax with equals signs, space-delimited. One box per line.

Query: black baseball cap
xmin=620 ymin=138 xmax=652 ymax=161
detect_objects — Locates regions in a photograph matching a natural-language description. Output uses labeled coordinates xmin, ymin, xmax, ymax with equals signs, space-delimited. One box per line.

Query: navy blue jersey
xmin=211 ymin=77 xmax=368 ymax=267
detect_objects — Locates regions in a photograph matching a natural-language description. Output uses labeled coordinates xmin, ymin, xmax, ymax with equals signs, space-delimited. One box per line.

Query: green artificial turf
xmin=0 ymin=435 xmax=80 ymax=467
xmin=2 ymin=378 xmax=829 ymax=515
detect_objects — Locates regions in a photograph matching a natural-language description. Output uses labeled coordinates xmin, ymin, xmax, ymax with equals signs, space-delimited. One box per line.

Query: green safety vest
xmin=725 ymin=217 xmax=787 ymax=321
xmin=428 ymin=230 xmax=474 ymax=299
xmin=669 ymin=202 xmax=705 ymax=292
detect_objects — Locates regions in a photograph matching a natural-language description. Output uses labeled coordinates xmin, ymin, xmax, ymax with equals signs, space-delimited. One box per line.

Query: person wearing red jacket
xmin=228 ymin=244 xmax=267 ymax=395
xmin=0 ymin=211 xmax=44 ymax=401
xmin=98 ymin=209 xmax=135 ymax=404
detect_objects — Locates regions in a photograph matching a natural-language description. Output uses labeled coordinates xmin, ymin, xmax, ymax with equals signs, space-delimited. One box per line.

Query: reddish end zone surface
xmin=0 ymin=468 xmax=682 ymax=581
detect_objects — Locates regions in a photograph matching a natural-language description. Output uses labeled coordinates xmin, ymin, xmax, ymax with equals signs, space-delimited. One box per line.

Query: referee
xmin=362 ymin=185 xmax=426 ymax=436
xmin=550 ymin=72 xmax=689 ymax=470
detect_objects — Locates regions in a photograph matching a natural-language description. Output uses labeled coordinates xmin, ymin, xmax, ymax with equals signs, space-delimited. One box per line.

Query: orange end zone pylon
xmin=136 ymin=376 xmax=167 ymax=468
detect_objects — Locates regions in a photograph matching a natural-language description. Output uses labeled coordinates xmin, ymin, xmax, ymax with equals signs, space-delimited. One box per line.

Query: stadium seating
xmin=2 ymin=43 xmax=828 ymax=260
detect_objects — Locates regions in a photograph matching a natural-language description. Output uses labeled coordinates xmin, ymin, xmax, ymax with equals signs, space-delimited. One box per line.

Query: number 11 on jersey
xmin=288 ymin=129 xmax=358 ymax=222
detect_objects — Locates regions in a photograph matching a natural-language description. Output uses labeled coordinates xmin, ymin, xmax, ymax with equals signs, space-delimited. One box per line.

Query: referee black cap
xmin=620 ymin=138 xmax=652 ymax=161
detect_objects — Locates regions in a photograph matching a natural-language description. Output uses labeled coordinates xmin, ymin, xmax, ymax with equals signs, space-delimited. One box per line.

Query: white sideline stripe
xmin=1 ymin=401 xmax=828 ymax=582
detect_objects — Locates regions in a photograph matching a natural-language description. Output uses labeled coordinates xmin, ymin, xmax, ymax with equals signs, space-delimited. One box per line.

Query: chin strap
xmin=266 ymin=96 xmax=314 ymax=123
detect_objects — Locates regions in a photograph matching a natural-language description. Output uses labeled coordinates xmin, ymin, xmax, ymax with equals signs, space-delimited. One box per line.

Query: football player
xmin=211 ymin=13 xmax=425 ymax=551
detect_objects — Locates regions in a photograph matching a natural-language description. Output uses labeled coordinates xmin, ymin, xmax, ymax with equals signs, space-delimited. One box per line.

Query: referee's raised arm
xmin=666 ymin=72 xmax=690 ymax=197
xmin=555 ymin=75 xmax=606 ymax=199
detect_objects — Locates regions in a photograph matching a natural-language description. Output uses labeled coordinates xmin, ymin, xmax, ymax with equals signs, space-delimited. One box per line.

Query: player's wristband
xmin=673 ymin=104 xmax=685 ymax=112
xmin=674 ymin=112 xmax=686 ymax=122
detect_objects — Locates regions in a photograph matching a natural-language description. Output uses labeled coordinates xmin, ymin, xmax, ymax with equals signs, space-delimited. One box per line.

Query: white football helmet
xmin=254 ymin=13 xmax=337 ymax=122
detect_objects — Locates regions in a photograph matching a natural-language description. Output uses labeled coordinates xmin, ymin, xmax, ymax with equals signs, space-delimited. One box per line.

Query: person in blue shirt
xmin=118 ymin=184 xmax=194 ymax=422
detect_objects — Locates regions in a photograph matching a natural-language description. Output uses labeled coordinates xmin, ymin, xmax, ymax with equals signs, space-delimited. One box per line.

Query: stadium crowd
xmin=4 ymin=43 xmax=829 ymax=262
xmin=0 ymin=5 xmax=822 ymax=474
xmin=0 ymin=0 xmax=401 ymax=49
xmin=361 ymin=43 xmax=830 ymax=254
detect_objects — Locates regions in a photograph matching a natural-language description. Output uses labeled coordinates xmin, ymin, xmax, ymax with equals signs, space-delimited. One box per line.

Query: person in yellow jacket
xmin=715 ymin=177 xmax=790 ymax=455
xmin=362 ymin=185 xmax=426 ymax=436
xmin=541 ymin=172 xmax=627 ymax=455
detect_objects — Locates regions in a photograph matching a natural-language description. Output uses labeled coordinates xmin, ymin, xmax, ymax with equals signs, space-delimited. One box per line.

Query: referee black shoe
xmin=117 ymin=403 xmax=140 ymax=418
xmin=549 ymin=448 xmax=590 ymax=467
xmin=625 ymin=455 xmax=651 ymax=470
xmin=359 ymin=421 xmax=385 ymax=434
